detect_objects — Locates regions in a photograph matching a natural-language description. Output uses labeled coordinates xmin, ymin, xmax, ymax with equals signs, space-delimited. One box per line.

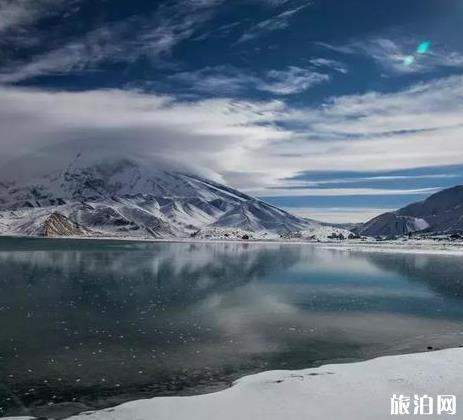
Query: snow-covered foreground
xmin=8 ymin=348 xmax=462 ymax=420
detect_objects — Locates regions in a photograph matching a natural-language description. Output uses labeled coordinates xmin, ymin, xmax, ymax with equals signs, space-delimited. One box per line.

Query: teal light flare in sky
xmin=417 ymin=41 xmax=431 ymax=54
xmin=404 ymin=41 xmax=431 ymax=66
xmin=403 ymin=56 xmax=415 ymax=66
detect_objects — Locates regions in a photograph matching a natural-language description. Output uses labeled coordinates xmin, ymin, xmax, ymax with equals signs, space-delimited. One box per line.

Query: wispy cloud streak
xmin=169 ymin=65 xmax=329 ymax=96
xmin=237 ymin=3 xmax=309 ymax=43
xmin=0 ymin=0 xmax=224 ymax=83
xmin=318 ymin=37 xmax=463 ymax=74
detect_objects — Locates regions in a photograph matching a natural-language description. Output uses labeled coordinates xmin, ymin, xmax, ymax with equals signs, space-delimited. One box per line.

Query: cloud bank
xmin=1 ymin=74 xmax=463 ymax=197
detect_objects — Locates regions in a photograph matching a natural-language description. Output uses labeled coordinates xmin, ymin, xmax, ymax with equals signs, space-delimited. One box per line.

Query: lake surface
xmin=1 ymin=237 xmax=463 ymax=418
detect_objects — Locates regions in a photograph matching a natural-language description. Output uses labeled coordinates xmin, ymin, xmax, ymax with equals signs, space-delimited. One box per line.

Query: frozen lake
xmin=1 ymin=237 xmax=463 ymax=418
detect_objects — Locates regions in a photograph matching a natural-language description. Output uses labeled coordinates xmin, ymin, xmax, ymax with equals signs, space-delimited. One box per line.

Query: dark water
xmin=1 ymin=237 xmax=463 ymax=418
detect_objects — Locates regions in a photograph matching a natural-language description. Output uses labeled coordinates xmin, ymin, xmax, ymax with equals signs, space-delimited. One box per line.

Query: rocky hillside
xmin=358 ymin=186 xmax=463 ymax=238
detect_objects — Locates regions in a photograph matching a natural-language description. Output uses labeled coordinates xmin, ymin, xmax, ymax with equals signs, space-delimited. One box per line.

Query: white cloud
xmin=0 ymin=0 xmax=224 ymax=83
xmin=246 ymin=187 xmax=439 ymax=197
xmin=168 ymin=66 xmax=256 ymax=95
xmin=232 ymin=74 xmax=463 ymax=188
xmin=253 ymin=0 xmax=292 ymax=5
xmin=0 ymin=86 xmax=288 ymax=182
xmin=237 ymin=4 xmax=309 ymax=43
xmin=285 ymin=207 xmax=395 ymax=223
xmin=0 ymin=23 xmax=130 ymax=83
xmin=274 ymin=173 xmax=460 ymax=189
xmin=309 ymin=58 xmax=348 ymax=74
xmin=319 ymin=37 xmax=463 ymax=74
xmin=358 ymin=38 xmax=463 ymax=74
xmin=259 ymin=66 xmax=329 ymax=94
xmin=0 ymin=0 xmax=75 ymax=33
xmin=0 ymin=75 xmax=463 ymax=196
xmin=169 ymin=65 xmax=329 ymax=96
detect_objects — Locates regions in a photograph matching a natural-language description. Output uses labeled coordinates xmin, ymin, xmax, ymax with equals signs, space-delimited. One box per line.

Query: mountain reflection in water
xmin=1 ymin=237 xmax=463 ymax=418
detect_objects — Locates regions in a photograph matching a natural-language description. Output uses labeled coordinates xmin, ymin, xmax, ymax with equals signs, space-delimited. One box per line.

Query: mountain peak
xmin=0 ymin=156 xmax=344 ymax=240
xmin=359 ymin=185 xmax=463 ymax=237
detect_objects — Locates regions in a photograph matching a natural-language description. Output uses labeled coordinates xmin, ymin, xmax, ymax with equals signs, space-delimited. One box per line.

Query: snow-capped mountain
xmin=358 ymin=185 xmax=463 ymax=238
xmin=0 ymin=155 xmax=339 ymax=240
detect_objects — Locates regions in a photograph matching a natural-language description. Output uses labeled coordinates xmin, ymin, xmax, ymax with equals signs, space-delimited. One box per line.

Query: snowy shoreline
xmin=318 ymin=240 xmax=463 ymax=256
xmin=2 ymin=234 xmax=463 ymax=256
xmin=6 ymin=348 xmax=463 ymax=420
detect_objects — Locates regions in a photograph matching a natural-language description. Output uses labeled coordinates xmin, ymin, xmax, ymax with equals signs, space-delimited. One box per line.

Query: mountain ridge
xmin=0 ymin=156 xmax=345 ymax=240
xmin=358 ymin=185 xmax=463 ymax=238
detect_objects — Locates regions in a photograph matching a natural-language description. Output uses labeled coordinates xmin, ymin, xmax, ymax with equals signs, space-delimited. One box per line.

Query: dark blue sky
xmin=1 ymin=0 xmax=463 ymax=222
